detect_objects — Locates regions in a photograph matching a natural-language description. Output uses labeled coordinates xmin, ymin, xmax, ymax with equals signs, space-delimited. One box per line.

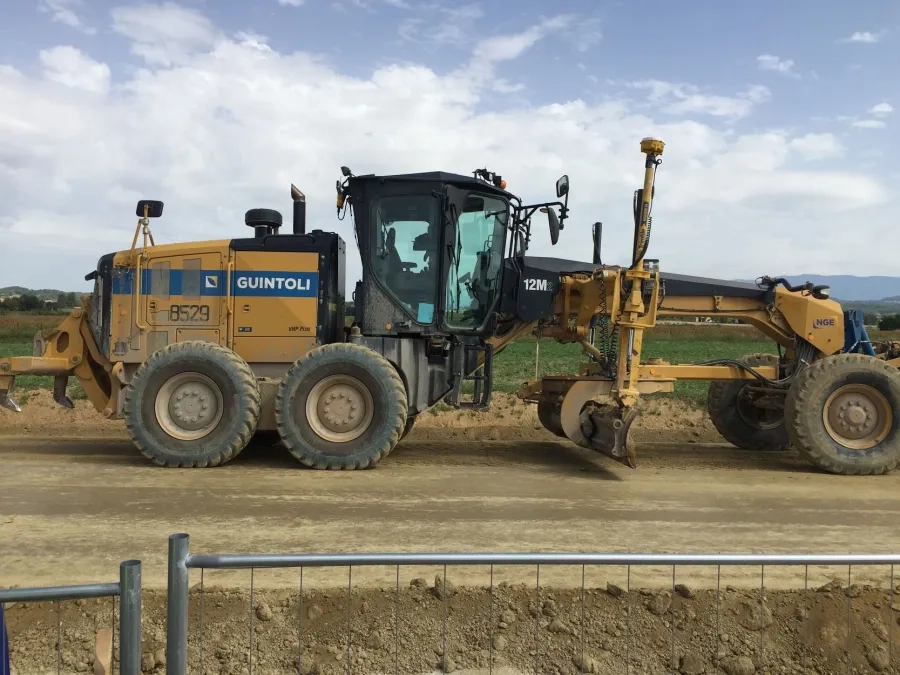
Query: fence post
xmin=167 ymin=534 xmax=190 ymax=675
xmin=119 ymin=560 xmax=142 ymax=675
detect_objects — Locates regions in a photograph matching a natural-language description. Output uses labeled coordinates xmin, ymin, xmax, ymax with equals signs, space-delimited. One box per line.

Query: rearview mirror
xmin=556 ymin=175 xmax=569 ymax=199
xmin=542 ymin=207 xmax=560 ymax=245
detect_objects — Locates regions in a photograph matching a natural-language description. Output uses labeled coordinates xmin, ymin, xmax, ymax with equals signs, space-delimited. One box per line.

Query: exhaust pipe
xmin=291 ymin=184 xmax=306 ymax=235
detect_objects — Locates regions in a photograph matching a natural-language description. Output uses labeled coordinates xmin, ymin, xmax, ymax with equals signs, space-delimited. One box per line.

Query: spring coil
xmin=595 ymin=273 xmax=619 ymax=378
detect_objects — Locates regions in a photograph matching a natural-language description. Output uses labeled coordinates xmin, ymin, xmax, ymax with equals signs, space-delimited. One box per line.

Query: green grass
xmin=0 ymin=341 xmax=88 ymax=399
xmin=492 ymin=335 xmax=773 ymax=405
xmin=1 ymin=333 xmax=768 ymax=405
xmin=0 ymin=313 xmax=69 ymax=340
xmin=4 ymin=315 xmax=895 ymax=407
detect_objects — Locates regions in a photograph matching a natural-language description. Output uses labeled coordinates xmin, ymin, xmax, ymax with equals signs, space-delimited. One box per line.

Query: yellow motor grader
xmin=2 ymin=138 xmax=899 ymax=475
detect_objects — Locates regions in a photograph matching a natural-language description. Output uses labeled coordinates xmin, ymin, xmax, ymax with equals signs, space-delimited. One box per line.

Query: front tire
xmin=707 ymin=353 xmax=789 ymax=451
xmin=275 ymin=343 xmax=407 ymax=469
xmin=785 ymin=353 xmax=900 ymax=475
xmin=123 ymin=341 xmax=261 ymax=467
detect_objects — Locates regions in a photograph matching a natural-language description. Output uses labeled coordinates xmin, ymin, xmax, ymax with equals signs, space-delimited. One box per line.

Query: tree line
xmin=0 ymin=292 xmax=79 ymax=313
xmin=879 ymin=314 xmax=900 ymax=331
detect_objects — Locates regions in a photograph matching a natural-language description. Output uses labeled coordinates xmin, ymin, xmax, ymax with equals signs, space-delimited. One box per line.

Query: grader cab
xmin=2 ymin=138 xmax=900 ymax=475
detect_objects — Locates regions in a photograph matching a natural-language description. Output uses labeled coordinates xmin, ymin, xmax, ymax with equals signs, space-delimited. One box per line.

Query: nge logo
xmin=813 ymin=317 xmax=836 ymax=329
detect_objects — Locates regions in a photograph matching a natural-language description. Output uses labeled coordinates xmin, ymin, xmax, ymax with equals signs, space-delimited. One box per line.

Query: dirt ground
xmin=5 ymin=583 xmax=900 ymax=675
xmin=4 ymin=393 xmax=900 ymax=674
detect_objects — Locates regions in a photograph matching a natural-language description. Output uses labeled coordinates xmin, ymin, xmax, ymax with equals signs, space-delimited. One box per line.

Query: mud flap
xmin=580 ymin=404 xmax=638 ymax=468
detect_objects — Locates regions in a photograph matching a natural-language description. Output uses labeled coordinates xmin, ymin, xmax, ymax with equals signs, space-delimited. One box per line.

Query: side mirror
xmin=542 ymin=207 xmax=560 ymax=245
xmin=556 ymin=175 xmax=569 ymax=199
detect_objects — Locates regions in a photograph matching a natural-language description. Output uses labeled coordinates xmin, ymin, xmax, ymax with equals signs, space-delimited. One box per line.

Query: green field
xmin=3 ymin=314 xmax=895 ymax=407
xmin=0 ymin=317 xmax=775 ymax=406
xmin=493 ymin=332 xmax=773 ymax=403
xmin=0 ymin=314 xmax=89 ymax=401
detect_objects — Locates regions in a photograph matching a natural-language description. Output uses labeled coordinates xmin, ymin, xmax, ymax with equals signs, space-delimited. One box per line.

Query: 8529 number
xmin=169 ymin=304 xmax=210 ymax=322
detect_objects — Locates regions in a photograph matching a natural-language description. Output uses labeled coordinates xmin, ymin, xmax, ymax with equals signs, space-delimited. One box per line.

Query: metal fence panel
xmin=0 ymin=560 xmax=142 ymax=675
xmin=165 ymin=532 xmax=900 ymax=675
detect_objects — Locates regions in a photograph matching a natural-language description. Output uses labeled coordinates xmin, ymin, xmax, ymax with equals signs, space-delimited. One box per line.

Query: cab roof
xmin=351 ymin=171 xmax=510 ymax=194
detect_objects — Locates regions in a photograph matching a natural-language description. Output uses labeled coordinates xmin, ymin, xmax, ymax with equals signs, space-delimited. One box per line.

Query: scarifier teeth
xmin=581 ymin=404 xmax=638 ymax=468
xmin=54 ymin=393 xmax=75 ymax=409
xmin=0 ymin=391 xmax=21 ymax=413
xmin=53 ymin=375 xmax=74 ymax=409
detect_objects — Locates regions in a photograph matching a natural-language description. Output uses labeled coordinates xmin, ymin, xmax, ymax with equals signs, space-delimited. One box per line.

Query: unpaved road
xmin=3 ymin=430 xmax=900 ymax=592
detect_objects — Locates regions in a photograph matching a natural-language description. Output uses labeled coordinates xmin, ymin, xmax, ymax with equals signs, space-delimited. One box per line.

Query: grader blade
xmin=582 ymin=404 xmax=638 ymax=468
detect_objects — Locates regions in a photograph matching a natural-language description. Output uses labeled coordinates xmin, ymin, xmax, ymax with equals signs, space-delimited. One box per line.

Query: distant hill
xmin=0 ymin=286 xmax=84 ymax=301
xmin=737 ymin=275 xmax=900 ymax=302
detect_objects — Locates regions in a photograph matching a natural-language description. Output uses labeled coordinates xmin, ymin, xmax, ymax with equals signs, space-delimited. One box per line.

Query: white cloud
xmin=841 ymin=31 xmax=880 ymax=43
xmin=870 ymin=102 xmax=894 ymax=116
xmin=788 ymin=133 xmax=844 ymax=160
xmin=756 ymin=54 xmax=798 ymax=77
xmin=571 ymin=17 xmax=602 ymax=52
xmin=853 ymin=119 xmax=887 ymax=129
xmin=278 ymin=0 xmax=306 ymax=5
xmin=0 ymin=3 xmax=893 ymax=291
xmin=39 ymin=46 xmax=110 ymax=94
xmin=627 ymin=80 xmax=770 ymax=119
xmin=472 ymin=16 xmax=572 ymax=63
xmin=396 ymin=4 xmax=483 ymax=48
xmin=111 ymin=2 xmax=218 ymax=66
xmin=38 ymin=0 xmax=96 ymax=34
xmin=492 ymin=79 xmax=526 ymax=94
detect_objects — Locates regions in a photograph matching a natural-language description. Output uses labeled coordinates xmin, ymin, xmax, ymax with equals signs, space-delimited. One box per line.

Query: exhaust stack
xmin=291 ymin=184 xmax=306 ymax=235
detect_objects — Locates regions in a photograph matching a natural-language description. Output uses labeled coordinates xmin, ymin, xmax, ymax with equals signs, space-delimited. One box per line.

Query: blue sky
xmin=0 ymin=0 xmax=897 ymax=290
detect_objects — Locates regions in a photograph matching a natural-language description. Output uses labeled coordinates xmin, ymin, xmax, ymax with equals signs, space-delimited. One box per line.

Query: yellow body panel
xmin=232 ymin=336 xmax=317 ymax=363
xmin=101 ymin=241 xmax=322 ymax=370
xmin=773 ymin=287 xmax=844 ymax=355
xmin=232 ymin=251 xmax=319 ymax=339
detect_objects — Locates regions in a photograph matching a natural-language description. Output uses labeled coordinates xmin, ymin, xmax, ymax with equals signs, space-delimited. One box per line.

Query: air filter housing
xmin=245 ymin=208 xmax=282 ymax=238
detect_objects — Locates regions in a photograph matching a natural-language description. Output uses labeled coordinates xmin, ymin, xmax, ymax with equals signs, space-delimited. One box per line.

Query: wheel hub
xmin=736 ymin=385 xmax=784 ymax=430
xmin=155 ymin=372 xmax=224 ymax=441
xmin=306 ymin=374 xmax=374 ymax=443
xmin=824 ymin=384 xmax=892 ymax=450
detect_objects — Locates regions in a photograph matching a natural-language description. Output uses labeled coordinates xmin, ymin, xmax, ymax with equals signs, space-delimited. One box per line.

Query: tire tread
xmin=707 ymin=353 xmax=789 ymax=451
xmin=275 ymin=343 xmax=407 ymax=470
xmin=123 ymin=341 xmax=260 ymax=468
xmin=785 ymin=353 xmax=900 ymax=476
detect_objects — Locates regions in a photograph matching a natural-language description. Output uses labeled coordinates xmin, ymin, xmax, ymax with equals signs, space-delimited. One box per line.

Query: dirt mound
xmin=5 ymin=580 xmax=898 ymax=675
xmin=0 ymin=391 xmax=724 ymax=445
xmin=0 ymin=390 xmax=123 ymax=437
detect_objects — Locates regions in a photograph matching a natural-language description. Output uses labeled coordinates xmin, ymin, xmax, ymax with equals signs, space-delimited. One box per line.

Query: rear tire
xmin=275 ymin=343 xmax=407 ymax=469
xmin=707 ymin=353 xmax=789 ymax=451
xmin=123 ymin=341 xmax=261 ymax=467
xmin=785 ymin=353 xmax=900 ymax=475
xmin=537 ymin=401 xmax=565 ymax=438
